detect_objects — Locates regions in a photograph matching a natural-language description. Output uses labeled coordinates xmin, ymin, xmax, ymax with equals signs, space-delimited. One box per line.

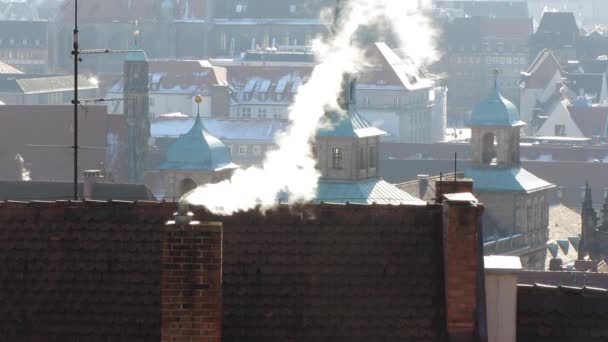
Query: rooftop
xmin=314 ymin=179 xmax=426 ymax=206
xmin=468 ymin=81 xmax=525 ymax=127
xmin=464 ymin=167 xmax=555 ymax=193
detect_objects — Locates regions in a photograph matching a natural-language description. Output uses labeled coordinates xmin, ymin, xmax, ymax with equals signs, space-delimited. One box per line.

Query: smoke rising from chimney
xmin=185 ymin=0 xmax=438 ymax=214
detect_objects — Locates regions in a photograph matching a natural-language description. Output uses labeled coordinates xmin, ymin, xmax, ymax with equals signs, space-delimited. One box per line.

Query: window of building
xmin=9 ymin=39 xmax=14 ymax=46
xmin=252 ymin=145 xmax=261 ymax=156
xmin=241 ymin=107 xmax=252 ymax=118
xmin=359 ymin=147 xmax=366 ymax=170
xmin=239 ymin=145 xmax=248 ymax=155
xmin=35 ymin=39 xmax=40 ymax=47
xmin=149 ymin=97 xmax=155 ymax=106
xmin=332 ymin=147 xmax=343 ymax=170
xmin=257 ymin=108 xmax=267 ymax=119
xmin=289 ymin=4 xmax=297 ymax=14
xmin=369 ymin=146 xmax=376 ymax=168
xmin=22 ymin=39 xmax=27 ymax=46
xmin=555 ymin=124 xmax=566 ymax=136
xmin=482 ymin=132 xmax=496 ymax=164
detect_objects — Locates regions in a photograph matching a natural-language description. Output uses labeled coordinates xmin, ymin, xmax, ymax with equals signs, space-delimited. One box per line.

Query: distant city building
xmin=107 ymin=59 xmax=229 ymax=120
xmin=211 ymin=49 xmax=314 ymax=120
xmin=53 ymin=0 xmax=331 ymax=73
xmin=529 ymin=12 xmax=579 ymax=65
xmin=434 ymin=0 xmax=530 ymax=19
xmin=434 ymin=16 xmax=532 ymax=127
xmin=356 ymin=42 xmax=446 ymax=143
xmin=465 ymin=72 xmax=555 ymax=269
xmin=0 ymin=20 xmax=49 ymax=73
xmin=520 ymin=49 xmax=608 ymax=138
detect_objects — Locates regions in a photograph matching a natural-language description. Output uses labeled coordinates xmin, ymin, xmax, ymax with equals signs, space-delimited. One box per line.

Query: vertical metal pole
xmin=454 ymin=152 xmax=457 ymax=182
xmin=72 ymin=0 xmax=79 ymax=200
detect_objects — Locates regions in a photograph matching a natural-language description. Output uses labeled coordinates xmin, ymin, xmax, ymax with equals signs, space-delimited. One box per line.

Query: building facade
xmin=435 ymin=16 xmax=532 ymax=127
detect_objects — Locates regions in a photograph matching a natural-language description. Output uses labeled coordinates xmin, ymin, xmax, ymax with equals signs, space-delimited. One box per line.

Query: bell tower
xmin=468 ymin=70 xmax=525 ymax=169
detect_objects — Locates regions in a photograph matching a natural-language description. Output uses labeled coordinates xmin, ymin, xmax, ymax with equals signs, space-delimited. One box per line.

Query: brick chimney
xmin=436 ymin=178 xmax=474 ymax=203
xmin=442 ymin=192 xmax=486 ymax=341
xmin=83 ymin=170 xmax=103 ymax=200
xmin=162 ymin=203 xmax=223 ymax=342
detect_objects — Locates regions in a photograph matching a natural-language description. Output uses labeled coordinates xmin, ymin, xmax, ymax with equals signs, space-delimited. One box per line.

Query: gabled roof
xmin=160 ymin=113 xmax=236 ymax=171
xmin=357 ymin=42 xmax=432 ymax=91
xmin=0 ymin=61 xmax=22 ymax=74
xmin=16 ymin=75 xmax=97 ymax=94
xmin=521 ymin=49 xmax=563 ymax=89
xmin=464 ymin=167 xmax=554 ymax=193
xmin=568 ymin=105 xmax=608 ymax=138
xmin=314 ymin=179 xmax=425 ymax=205
xmin=535 ymin=12 xmax=579 ymax=39
xmin=468 ymin=84 xmax=525 ymax=127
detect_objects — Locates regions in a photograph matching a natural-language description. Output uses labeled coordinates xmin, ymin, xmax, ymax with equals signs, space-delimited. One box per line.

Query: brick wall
xmin=442 ymin=195 xmax=485 ymax=341
xmin=162 ymin=219 xmax=223 ymax=342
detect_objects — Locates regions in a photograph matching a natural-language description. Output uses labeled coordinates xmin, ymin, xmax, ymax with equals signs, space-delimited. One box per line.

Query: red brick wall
xmin=162 ymin=221 xmax=223 ymax=342
xmin=442 ymin=197 xmax=485 ymax=341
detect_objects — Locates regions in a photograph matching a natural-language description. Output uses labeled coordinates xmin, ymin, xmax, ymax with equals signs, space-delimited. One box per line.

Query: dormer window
xmin=332 ymin=148 xmax=343 ymax=170
xmin=236 ymin=3 xmax=247 ymax=14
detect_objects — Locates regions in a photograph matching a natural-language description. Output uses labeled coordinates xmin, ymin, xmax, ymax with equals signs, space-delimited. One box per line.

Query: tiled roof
xmin=464 ymin=167 xmax=555 ymax=193
xmin=518 ymin=271 xmax=608 ymax=289
xmin=517 ymin=283 xmax=608 ymax=342
xmin=568 ymin=105 xmax=608 ymax=138
xmin=212 ymin=204 xmax=448 ymax=341
xmin=435 ymin=0 xmax=529 ymax=18
xmin=0 ymin=201 xmax=172 ymax=341
xmin=314 ymin=179 xmax=426 ymax=205
xmin=549 ymin=204 xmax=581 ymax=241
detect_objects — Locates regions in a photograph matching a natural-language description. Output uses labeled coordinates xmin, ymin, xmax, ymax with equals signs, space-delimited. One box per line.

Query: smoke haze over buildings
xmin=185 ymin=0 xmax=438 ymax=214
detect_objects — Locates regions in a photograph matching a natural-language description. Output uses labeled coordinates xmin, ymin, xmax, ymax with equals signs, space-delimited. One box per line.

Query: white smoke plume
xmin=185 ymin=0 xmax=438 ymax=214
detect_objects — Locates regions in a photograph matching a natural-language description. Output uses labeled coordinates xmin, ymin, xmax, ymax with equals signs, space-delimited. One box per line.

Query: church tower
xmin=124 ymin=44 xmax=150 ymax=183
xmin=468 ymin=70 xmax=525 ymax=169
xmin=311 ymin=74 xmax=424 ymax=205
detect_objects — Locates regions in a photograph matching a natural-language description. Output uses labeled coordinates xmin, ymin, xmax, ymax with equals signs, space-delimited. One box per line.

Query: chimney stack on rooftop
xmin=83 ymin=170 xmax=104 ymax=200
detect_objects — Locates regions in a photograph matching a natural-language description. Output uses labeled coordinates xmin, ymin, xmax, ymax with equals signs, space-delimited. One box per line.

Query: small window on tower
xmin=369 ymin=146 xmax=376 ymax=168
xmin=332 ymin=147 xmax=343 ymax=170
xmin=359 ymin=147 xmax=366 ymax=170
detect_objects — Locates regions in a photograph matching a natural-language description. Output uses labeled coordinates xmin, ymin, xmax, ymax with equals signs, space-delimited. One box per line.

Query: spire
xmin=580 ymin=182 xmax=598 ymax=260
xmin=602 ymin=188 xmax=608 ymax=231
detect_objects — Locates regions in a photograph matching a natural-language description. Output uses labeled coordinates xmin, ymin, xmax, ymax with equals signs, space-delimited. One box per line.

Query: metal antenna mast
xmin=72 ymin=0 xmax=79 ymax=200
xmin=69 ymin=0 xmax=143 ymax=200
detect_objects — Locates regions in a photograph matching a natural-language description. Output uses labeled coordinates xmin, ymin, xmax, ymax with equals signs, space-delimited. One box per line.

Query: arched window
xmin=179 ymin=178 xmax=197 ymax=197
xmin=482 ymin=132 xmax=496 ymax=164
